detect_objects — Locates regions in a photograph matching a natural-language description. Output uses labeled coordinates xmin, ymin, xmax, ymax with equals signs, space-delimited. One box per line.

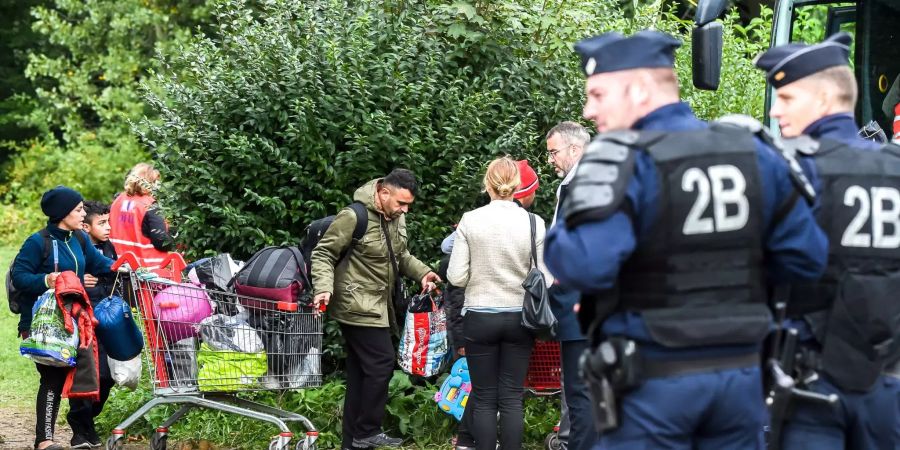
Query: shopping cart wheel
xmin=295 ymin=440 xmax=316 ymax=450
xmin=105 ymin=433 xmax=126 ymax=450
xmin=269 ymin=432 xmax=293 ymax=450
xmin=544 ymin=431 xmax=563 ymax=450
xmin=150 ymin=429 xmax=168 ymax=450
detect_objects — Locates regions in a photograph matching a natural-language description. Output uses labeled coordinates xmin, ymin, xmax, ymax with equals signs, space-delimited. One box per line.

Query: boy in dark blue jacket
xmin=65 ymin=200 xmax=119 ymax=448
xmin=12 ymin=186 xmax=114 ymax=450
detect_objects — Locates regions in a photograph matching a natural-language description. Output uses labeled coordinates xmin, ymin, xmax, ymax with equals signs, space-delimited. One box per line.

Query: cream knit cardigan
xmin=447 ymin=200 xmax=554 ymax=309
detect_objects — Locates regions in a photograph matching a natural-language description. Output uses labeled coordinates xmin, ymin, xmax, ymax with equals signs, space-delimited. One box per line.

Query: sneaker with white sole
xmin=351 ymin=433 xmax=403 ymax=448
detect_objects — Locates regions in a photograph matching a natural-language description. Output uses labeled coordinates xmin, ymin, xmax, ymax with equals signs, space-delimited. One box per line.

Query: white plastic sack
xmin=285 ymin=347 xmax=321 ymax=388
xmin=109 ymin=354 xmax=141 ymax=390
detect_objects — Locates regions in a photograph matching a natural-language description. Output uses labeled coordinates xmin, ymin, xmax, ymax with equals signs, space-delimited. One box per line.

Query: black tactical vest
xmin=789 ymin=140 xmax=900 ymax=391
xmin=618 ymin=124 xmax=771 ymax=348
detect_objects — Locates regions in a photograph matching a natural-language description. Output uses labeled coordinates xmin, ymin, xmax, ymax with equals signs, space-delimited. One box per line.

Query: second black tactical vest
xmin=618 ymin=124 xmax=771 ymax=348
xmin=790 ymin=140 xmax=900 ymax=391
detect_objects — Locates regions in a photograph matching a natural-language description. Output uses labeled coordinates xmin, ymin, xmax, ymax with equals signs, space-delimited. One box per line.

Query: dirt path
xmin=0 ymin=404 xmax=73 ymax=450
xmin=0 ymin=405 xmax=157 ymax=450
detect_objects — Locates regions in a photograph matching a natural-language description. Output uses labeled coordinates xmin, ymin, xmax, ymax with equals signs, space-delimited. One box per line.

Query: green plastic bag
xmin=197 ymin=343 xmax=267 ymax=392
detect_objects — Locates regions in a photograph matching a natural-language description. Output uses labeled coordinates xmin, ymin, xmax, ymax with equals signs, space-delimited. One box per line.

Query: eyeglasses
xmin=547 ymin=147 xmax=567 ymax=160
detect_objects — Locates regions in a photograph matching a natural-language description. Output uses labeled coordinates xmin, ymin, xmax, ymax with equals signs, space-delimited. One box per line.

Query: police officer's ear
xmin=626 ymin=75 xmax=651 ymax=105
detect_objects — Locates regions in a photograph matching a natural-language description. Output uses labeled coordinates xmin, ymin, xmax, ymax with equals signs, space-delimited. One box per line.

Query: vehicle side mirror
xmin=692 ymin=21 xmax=723 ymax=91
xmin=695 ymin=0 xmax=728 ymax=26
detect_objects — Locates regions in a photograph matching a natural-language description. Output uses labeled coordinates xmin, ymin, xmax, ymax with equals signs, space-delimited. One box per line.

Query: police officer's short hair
xmin=383 ymin=168 xmax=418 ymax=197
xmin=546 ymin=121 xmax=590 ymax=148
xmin=809 ymin=66 xmax=857 ymax=109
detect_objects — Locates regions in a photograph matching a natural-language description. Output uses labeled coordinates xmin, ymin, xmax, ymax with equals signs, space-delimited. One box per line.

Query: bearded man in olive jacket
xmin=311 ymin=168 xmax=440 ymax=450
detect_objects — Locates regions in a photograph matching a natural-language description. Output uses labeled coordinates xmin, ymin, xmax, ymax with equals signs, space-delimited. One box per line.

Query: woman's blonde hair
xmin=124 ymin=163 xmax=161 ymax=196
xmin=483 ymin=156 xmax=521 ymax=199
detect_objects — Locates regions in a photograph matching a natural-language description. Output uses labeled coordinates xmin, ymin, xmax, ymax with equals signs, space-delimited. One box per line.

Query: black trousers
xmin=561 ymin=339 xmax=599 ymax=450
xmin=68 ymin=344 xmax=115 ymax=441
xmin=464 ymin=311 xmax=533 ymax=450
xmin=35 ymin=363 xmax=68 ymax=446
xmin=340 ymin=324 xmax=395 ymax=449
xmin=456 ymin=390 xmax=475 ymax=447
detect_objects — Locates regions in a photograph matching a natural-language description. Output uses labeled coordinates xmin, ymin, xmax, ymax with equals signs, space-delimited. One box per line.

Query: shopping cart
xmin=525 ymin=340 xmax=564 ymax=450
xmin=526 ymin=340 xmax=561 ymax=394
xmin=106 ymin=252 xmax=322 ymax=450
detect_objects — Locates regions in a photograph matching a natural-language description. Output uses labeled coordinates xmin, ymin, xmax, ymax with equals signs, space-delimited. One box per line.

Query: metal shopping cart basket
xmin=106 ymin=253 xmax=322 ymax=450
xmin=526 ymin=340 xmax=561 ymax=394
xmin=525 ymin=340 xmax=564 ymax=450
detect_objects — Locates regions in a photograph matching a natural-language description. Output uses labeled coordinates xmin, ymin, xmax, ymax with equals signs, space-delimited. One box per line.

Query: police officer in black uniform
xmin=756 ymin=32 xmax=900 ymax=450
xmin=544 ymin=30 xmax=829 ymax=449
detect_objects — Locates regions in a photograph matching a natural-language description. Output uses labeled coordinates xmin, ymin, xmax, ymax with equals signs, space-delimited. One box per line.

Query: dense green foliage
xmin=0 ymin=0 xmax=211 ymax=246
xmin=142 ymin=0 xmax=769 ymax=262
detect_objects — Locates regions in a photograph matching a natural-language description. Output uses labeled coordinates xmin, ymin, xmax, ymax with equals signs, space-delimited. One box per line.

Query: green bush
xmin=141 ymin=0 xmax=772 ymax=264
xmin=0 ymin=139 xmax=144 ymax=247
xmin=139 ymin=0 xmax=622 ymax=261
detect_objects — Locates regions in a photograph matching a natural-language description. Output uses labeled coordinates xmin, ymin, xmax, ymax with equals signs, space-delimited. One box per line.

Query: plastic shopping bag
xmin=20 ymin=289 xmax=79 ymax=367
xmin=197 ymin=343 xmax=267 ymax=392
xmin=94 ymin=295 xmax=144 ymax=361
xmin=109 ymin=355 xmax=142 ymax=390
xmin=398 ymin=291 xmax=449 ymax=377
xmin=199 ymin=312 xmax=265 ymax=353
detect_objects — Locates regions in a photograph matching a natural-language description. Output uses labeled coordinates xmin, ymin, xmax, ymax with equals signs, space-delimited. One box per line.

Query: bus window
xmin=790 ymin=2 xmax=856 ymax=44
xmin=858 ymin=0 xmax=900 ymax=131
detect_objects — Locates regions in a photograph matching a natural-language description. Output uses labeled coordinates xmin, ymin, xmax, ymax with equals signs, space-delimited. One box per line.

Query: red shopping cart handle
xmin=110 ymin=252 xmax=187 ymax=283
xmin=159 ymin=253 xmax=187 ymax=282
xmin=111 ymin=252 xmax=141 ymax=272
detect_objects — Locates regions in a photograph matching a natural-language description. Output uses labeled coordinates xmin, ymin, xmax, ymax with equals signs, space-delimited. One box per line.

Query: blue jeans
xmin=780 ymin=374 xmax=900 ymax=449
xmin=594 ymin=366 xmax=766 ymax=450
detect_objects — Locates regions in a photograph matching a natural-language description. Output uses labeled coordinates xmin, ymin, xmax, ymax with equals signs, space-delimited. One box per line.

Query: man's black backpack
xmin=299 ymin=202 xmax=368 ymax=289
xmin=5 ymin=229 xmax=87 ymax=314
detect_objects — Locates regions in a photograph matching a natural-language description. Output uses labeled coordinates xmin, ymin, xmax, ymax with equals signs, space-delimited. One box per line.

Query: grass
xmin=0 ymin=244 xmax=41 ymax=408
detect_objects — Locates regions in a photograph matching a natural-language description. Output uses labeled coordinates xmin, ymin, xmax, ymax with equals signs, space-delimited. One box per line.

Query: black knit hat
xmin=41 ymin=186 xmax=84 ymax=223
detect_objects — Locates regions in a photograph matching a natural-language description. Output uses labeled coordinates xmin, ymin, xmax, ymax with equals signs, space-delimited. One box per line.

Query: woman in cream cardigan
xmin=448 ymin=157 xmax=554 ymax=450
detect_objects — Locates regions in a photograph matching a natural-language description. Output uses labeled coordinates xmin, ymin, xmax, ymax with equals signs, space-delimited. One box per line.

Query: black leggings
xmin=35 ymin=363 xmax=68 ymax=446
xmin=68 ymin=344 xmax=114 ymax=441
xmin=464 ymin=311 xmax=533 ymax=450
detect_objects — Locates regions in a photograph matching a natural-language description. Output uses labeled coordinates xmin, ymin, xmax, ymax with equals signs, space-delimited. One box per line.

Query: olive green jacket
xmin=310 ymin=179 xmax=432 ymax=329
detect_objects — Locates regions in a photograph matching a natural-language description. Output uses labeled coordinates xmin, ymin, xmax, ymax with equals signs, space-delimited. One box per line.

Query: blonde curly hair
xmin=124 ymin=163 xmax=161 ymax=196
xmin=483 ymin=156 xmax=521 ymax=199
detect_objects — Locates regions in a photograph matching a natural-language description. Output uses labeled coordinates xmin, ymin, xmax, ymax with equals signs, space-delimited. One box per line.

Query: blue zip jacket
xmin=544 ymin=102 xmax=829 ymax=357
xmin=12 ymin=224 xmax=115 ymax=332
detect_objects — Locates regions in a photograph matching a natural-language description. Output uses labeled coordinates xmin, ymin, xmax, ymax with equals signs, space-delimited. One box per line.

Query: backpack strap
xmin=38 ymin=229 xmax=52 ymax=262
xmin=286 ymin=246 xmax=312 ymax=290
xmin=337 ymin=201 xmax=369 ymax=263
xmin=348 ymin=201 xmax=368 ymax=243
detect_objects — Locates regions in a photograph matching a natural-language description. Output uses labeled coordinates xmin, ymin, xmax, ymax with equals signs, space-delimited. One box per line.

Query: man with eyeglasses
xmin=545 ymin=121 xmax=598 ymax=450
